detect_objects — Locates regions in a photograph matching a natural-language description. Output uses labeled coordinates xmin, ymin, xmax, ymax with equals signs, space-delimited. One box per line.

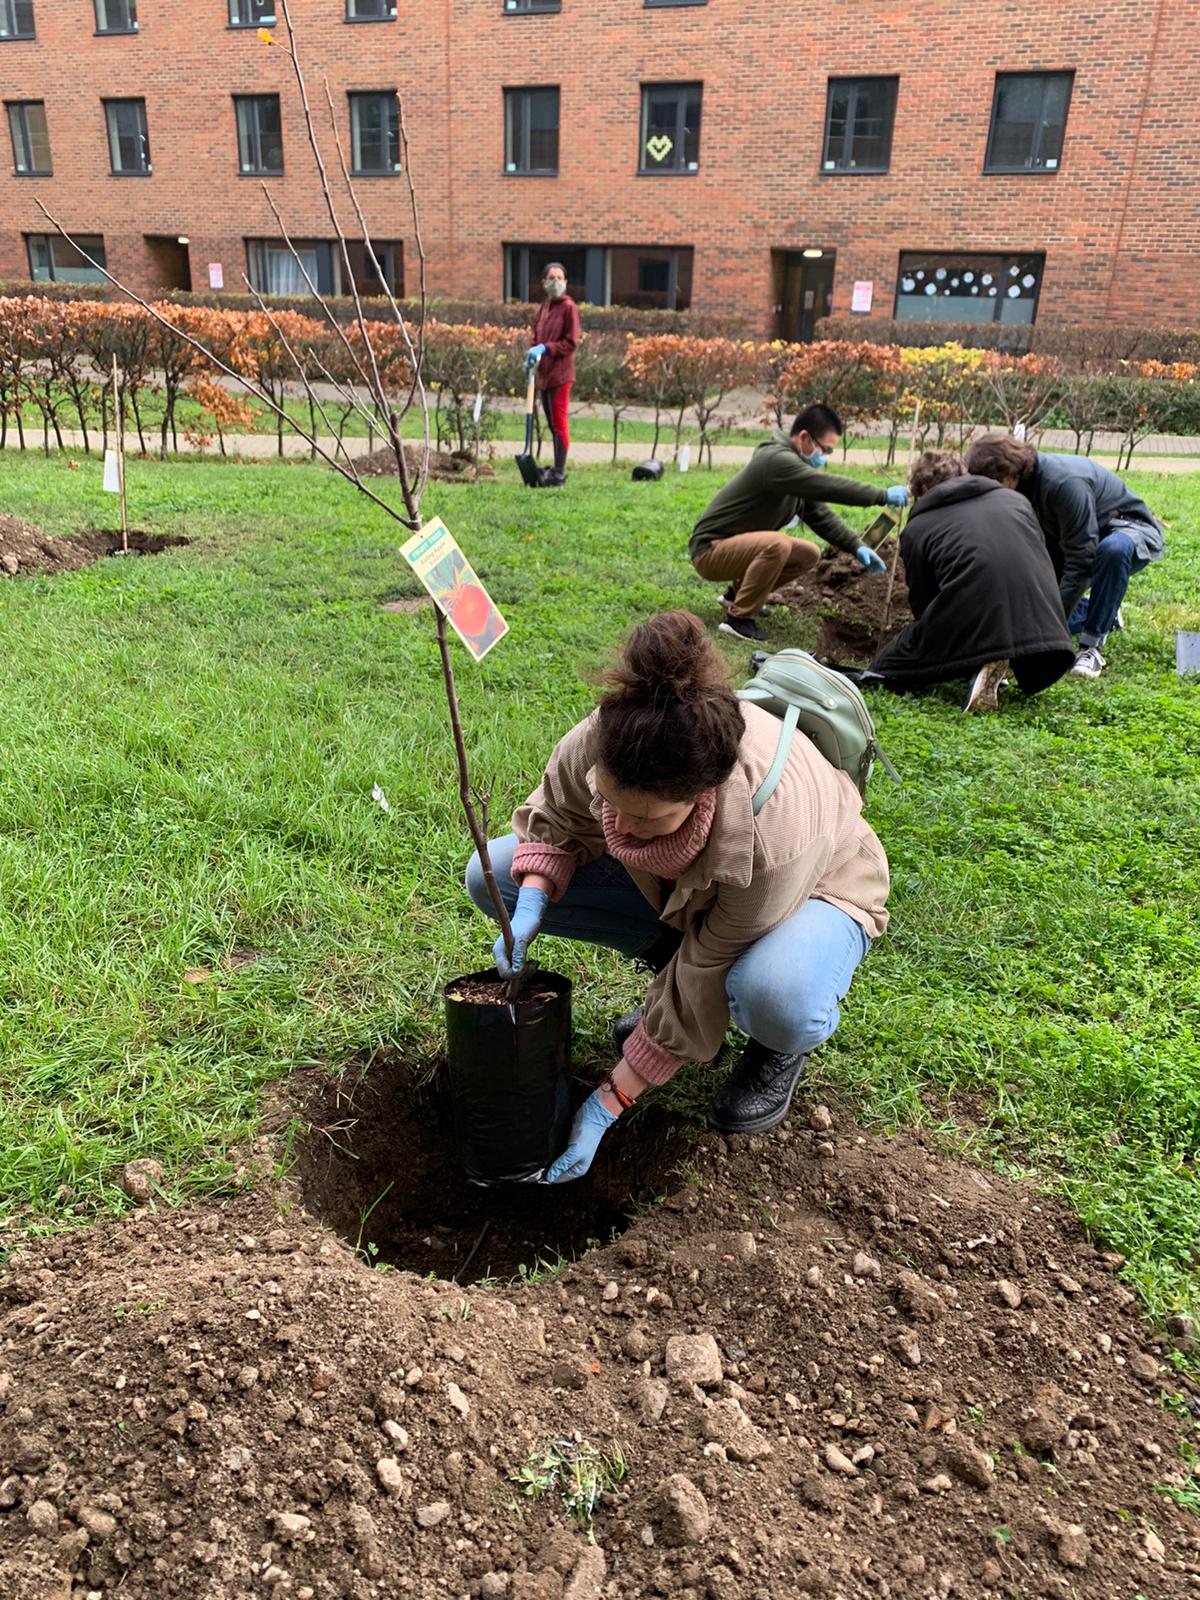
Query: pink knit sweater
xmin=512 ymin=789 xmax=717 ymax=1085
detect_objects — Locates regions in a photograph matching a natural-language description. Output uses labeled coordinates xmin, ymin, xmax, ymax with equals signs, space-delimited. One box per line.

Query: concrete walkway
xmin=3 ymin=426 xmax=1197 ymax=474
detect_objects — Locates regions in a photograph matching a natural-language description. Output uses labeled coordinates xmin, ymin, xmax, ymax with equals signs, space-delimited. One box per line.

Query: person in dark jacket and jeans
xmin=689 ymin=403 xmax=909 ymax=643
xmin=866 ymin=452 xmax=1075 ymax=713
xmin=965 ymin=434 xmax=1165 ymax=679
xmin=525 ymin=261 xmax=581 ymax=488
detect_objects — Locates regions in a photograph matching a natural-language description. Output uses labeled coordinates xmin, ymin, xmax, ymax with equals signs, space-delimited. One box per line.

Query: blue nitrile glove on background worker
xmin=524 ymin=344 xmax=546 ymax=372
xmin=855 ymin=545 xmax=888 ymax=575
xmin=885 ymin=486 xmax=908 ymax=506
xmin=492 ymin=884 xmax=547 ymax=979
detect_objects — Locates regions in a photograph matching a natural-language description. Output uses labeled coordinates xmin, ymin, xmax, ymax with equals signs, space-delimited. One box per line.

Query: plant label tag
xmin=679 ymin=445 xmax=690 ymax=473
xmin=103 ymin=449 xmax=121 ymax=493
xmin=400 ymin=517 xmax=508 ymax=662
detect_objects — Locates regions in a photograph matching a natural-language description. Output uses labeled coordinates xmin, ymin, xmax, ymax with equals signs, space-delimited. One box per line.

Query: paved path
xmin=3 ymin=427 xmax=1197 ymax=474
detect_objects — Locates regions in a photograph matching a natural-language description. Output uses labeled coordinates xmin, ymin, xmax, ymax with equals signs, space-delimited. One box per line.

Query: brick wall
xmin=1 ymin=0 xmax=1196 ymax=331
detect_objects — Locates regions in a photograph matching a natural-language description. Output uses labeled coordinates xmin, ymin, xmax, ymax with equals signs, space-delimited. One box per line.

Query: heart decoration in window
xmin=645 ymin=134 xmax=674 ymax=163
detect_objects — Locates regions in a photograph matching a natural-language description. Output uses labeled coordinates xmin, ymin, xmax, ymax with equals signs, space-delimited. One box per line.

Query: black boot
xmin=543 ymin=433 xmax=567 ymax=487
xmin=610 ymin=1007 xmax=642 ymax=1054
xmin=708 ymin=1040 xmax=809 ymax=1135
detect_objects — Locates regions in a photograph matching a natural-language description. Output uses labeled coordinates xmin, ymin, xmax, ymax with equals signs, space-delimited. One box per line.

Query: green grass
xmin=0 ymin=450 xmax=1198 ymax=1328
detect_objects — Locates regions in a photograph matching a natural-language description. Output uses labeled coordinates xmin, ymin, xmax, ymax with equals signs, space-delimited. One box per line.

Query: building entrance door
xmin=773 ymin=250 xmax=835 ymax=342
xmin=144 ymin=236 xmax=192 ymax=292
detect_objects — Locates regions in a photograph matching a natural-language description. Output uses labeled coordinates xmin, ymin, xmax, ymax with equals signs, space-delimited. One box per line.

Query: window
xmin=895 ymin=252 xmax=1044 ymax=325
xmin=105 ymin=98 xmax=150 ymax=174
xmin=0 ymin=0 xmax=34 ymax=39
xmin=7 ymin=100 xmax=50 ymax=173
xmin=246 ymin=237 xmax=402 ymax=297
xmin=610 ymin=247 xmax=692 ymax=310
xmin=639 ymin=83 xmax=701 ymax=173
xmin=235 ymin=94 xmax=282 ymax=174
xmin=985 ymin=72 xmax=1072 ymax=172
xmin=94 ymin=0 xmax=137 ymax=31
xmin=504 ymin=243 xmax=693 ymax=311
xmin=27 ymin=234 xmax=107 ymax=284
xmin=503 ymin=0 xmax=560 ymax=12
xmin=349 ymin=92 xmax=399 ymax=173
xmin=345 ymin=0 xmax=395 ymax=18
xmin=822 ymin=76 xmax=897 ymax=173
xmin=229 ymin=0 xmax=275 ymax=24
xmin=504 ymin=87 xmax=558 ymax=175
xmin=644 ymin=0 xmax=706 ymax=6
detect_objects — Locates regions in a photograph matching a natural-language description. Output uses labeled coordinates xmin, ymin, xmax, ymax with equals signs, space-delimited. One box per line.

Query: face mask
xmin=544 ymin=279 xmax=565 ymax=299
xmin=802 ymin=447 xmax=828 ymax=469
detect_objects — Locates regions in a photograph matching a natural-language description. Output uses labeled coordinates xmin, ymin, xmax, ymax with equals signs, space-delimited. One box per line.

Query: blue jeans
xmin=1067 ymin=528 xmax=1150 ymax=648
xmin=465 ymin=836 xmax=871 ymax=1058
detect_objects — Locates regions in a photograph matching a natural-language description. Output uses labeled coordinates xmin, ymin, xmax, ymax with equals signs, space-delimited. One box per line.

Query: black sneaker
xmin=719 ymin=586 xmax=771 ymax=618
xmin=610 ymin=1007 xmax=643 ymax=1054
xmin=708 ymin=1040 xmax=809 ymax=1135
xmin=718 ymin=613 xmax=768 ymax=644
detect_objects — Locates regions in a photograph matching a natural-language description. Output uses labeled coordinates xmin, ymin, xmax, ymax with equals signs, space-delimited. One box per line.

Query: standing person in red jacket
xmin=526 ymin=261 xmax=581 ymax=488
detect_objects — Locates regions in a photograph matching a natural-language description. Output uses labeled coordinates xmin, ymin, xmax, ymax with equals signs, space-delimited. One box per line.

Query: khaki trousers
xmin=692 ymin=531 xmax=821 ymax=616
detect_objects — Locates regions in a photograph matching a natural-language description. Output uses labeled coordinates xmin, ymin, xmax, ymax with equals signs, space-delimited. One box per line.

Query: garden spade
xmin=515 ymin=355 xmax=542 ymax=488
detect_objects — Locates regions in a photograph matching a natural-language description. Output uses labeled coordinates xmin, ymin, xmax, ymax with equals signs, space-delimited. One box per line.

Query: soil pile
xmin=0 ymin=516 xmax=188 ymax=577
xmin=2 ymin=1068 xmax=1198 ymax=1600
xmin=356 ymin=446 xmax=495 ymax=482
xmin=776 ymin=554 xmax=913 ymax=665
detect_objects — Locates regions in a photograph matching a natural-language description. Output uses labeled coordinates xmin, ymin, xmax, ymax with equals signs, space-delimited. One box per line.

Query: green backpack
xmin=737 ymin=649 xmax=900 ymax=812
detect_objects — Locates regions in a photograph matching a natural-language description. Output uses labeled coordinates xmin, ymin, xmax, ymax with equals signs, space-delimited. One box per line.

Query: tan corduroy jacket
xmin=511 ymin=704 xmax=890 ymax=1070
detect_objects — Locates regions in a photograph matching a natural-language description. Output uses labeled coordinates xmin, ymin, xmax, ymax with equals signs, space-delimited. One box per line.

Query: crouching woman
xmin=465 ymin=611 xmax=889 ymax=1183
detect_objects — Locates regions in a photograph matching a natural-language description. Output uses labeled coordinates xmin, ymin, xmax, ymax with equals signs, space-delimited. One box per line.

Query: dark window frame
xmin=234 ymin=93 xmax=283 ymax=176
xmin=93 ymin=0 xmax=137 ymax=33
xmin=104 ymin=96 xmax=151 ymax=175
xmin=228 ymin=0 xmax=276 ymax=26
xmin=503 ymin=85 xmax=559 ymax=176
xmin=820 ymin=75 xmax=898 ymax=175
xmin=638 ymin=81 xmax=702 ymax=175
xmin=0 ymin=0 xmax=34 ymax=40
xmin=348 ymin=91 xmax=400 ymax=174
xmin=984 ymin=70 xmax=1073 ymax=174
xmin=245 ymin=235 xmax=403 ymax=298
xmin=644 ymin=0 xmax=707 ymax=6
xmin=502 ymin=0 xmax=561 ymax=13
xmin=892 ymin=250 xmax=1046 ymax=326
xmin=6 ymin=99 xmax=50 ymax=174
xmin=25 ymin=232 xmax=107 ymax=283
xmin=344 ymin=0 xmax=396 ymax=20
xmin=503 ymin=241 xmax=694 ymax=311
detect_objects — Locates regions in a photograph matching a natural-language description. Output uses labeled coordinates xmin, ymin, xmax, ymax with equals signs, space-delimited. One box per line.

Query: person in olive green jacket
xmin=689 ymin=403 xmax=909 ymax=643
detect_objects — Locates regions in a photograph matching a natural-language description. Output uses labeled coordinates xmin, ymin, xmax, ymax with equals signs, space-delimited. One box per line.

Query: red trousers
xmin=539 ymin=382 xmax=571 ymax=450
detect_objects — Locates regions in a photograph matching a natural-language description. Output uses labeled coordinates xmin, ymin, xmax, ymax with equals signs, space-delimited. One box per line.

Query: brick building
xmin=2 ymin=0 xmax=1197 ymax=336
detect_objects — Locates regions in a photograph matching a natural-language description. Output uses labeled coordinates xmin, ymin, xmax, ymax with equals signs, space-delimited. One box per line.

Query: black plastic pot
xmin=444 ymin=967 xmax=572 ymax=1186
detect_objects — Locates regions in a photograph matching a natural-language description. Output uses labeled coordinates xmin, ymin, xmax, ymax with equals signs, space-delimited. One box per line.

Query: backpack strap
xmin=750 ymin=702 xmax=800 ymax=816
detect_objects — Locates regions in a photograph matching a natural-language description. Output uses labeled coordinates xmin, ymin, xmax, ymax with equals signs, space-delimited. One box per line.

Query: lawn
xmin=0 ymin=450 xmax=1197 ymax=1324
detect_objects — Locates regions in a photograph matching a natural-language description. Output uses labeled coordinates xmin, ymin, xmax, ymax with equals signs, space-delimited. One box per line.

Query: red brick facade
xmin=1 ymin=0 xmax=1196 ymax=332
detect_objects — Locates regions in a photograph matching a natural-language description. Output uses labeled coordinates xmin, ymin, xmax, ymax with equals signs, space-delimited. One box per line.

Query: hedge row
xmin=817 ymin=315 xmax=1200 ymax=367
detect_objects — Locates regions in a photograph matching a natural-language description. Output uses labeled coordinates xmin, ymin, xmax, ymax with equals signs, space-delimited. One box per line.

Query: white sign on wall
xmin=851 ymin=280 xmax=874 ymax=314
xmin=208 ymin=262 xmax=224 ymax=290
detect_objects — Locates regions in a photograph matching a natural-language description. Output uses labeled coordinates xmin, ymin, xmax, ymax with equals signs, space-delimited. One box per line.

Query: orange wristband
xmin=601 ymin=1076 xmax=634 ymax=1112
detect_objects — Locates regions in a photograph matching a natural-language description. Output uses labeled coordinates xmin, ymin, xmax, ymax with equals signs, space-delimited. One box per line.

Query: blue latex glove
xmin=493 ymin=885 xmax=548 ymax=980
xmin=884 ymin=485 xmax=909 ymax=506
xmin=855 ymin=545 xmax=888 ymax=575
xmin=525 ymin=344 xmax=546 ymax=370
xmin=544 ymin=1092 xmax=618 ymax=1184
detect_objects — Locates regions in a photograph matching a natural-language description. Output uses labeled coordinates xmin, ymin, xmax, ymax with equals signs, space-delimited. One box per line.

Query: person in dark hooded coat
xmin=867 ymin=452 xmax=1075 ymax=713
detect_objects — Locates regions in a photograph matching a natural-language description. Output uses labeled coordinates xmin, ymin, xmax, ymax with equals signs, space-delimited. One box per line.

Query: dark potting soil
xmin=0 ymin=514 xmax=190 ymax=577
xmin=447 ymin=975 xmax=558 ymax=1006
xmin=775 ymin=550 xmax=914 ymax=666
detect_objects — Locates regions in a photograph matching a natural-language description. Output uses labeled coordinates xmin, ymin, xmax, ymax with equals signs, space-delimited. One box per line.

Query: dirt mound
xmin=2 ymin=1074 xmax=1197 ymax=1600
xmin=776 ymin=553 xmax=913 ymax=665
xmin=356 ymin=445 xmax=495 ymax=482
xmin=0 ymin=516 xmax=189 ymax=577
